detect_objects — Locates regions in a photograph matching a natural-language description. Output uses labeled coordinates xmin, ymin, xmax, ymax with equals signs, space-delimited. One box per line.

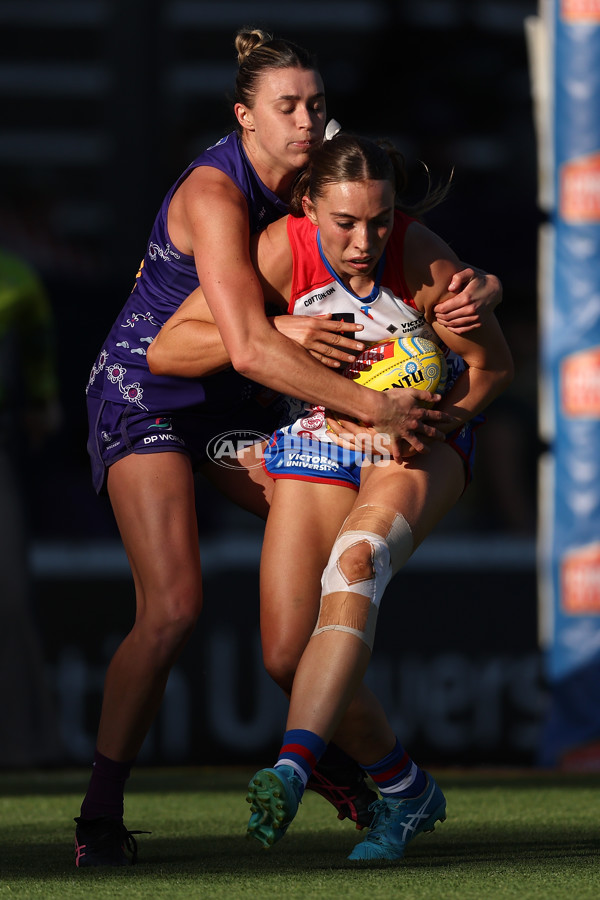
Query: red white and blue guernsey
xmin=86 ymin=132 xmax=288 ymax=492
xmin=263 ymin=211 xmax=481 ymax=490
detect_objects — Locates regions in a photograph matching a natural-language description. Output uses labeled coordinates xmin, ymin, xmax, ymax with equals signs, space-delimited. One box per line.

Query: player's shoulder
xmin=286 ymin=214 xmax=318 ymax=263
xmin=183 ymin=164 xmax=245 ymax=205
xmin=176 ymin=165 xmax=249 ymax=241
xmin=287 ymin=213 xmax=315 ymax=239
xmin=266 ymin=215 xmax=291 ymax=244
xmin=255 ymin=216 xmax=293 ymax=299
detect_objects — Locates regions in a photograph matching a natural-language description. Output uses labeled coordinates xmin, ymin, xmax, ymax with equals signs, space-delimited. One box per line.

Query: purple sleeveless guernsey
xmin=86 ymin=132 xmax=288 ymax=412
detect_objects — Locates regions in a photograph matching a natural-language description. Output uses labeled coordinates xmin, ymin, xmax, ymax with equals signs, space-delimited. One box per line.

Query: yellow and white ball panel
xmin=343 ymin=336 xmax=447 ymax=395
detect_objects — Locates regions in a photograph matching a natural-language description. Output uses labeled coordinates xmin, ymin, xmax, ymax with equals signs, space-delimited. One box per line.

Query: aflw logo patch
xmin=560 ymin=152 xmax=600 ymax=223
xmin=562 ymin=543 xmax=600 ymax=614
xmin=561 ymin=346 xmax=600 ymax=417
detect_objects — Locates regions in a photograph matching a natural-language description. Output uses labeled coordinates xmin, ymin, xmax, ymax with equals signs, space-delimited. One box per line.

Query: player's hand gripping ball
xmin=343 ymin=336 xmax=448 ymax=401
xmin=329 ymin=336 xmax=448 ymax=434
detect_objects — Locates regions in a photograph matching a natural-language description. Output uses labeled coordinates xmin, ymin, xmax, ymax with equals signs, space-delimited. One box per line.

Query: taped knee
xmin=340 ymin=505 xmax=414 ymax=573
xmin=313 ymin=507 xmax=413 ymax=650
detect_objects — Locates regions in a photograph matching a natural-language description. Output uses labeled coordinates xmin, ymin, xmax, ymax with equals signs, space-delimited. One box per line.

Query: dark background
xmin=1 ymin=0 xmax=544 ymax=766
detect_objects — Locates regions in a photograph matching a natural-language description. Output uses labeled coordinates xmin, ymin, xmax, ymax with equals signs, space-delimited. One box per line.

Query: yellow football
xmin=343 ymin=336 xmax=447 ymax=395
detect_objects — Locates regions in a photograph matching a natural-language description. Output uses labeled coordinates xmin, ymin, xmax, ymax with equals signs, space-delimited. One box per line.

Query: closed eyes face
xmin=236 ymin=67 xmax=326 ymax=175
xmin=303 ymin=180 xmax=395 ymax=284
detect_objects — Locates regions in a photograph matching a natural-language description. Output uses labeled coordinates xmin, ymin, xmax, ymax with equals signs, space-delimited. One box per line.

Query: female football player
xmin=149 ymin=132 xmax=513 ymax=862
xmin=78 ymin=26 xmax=502 ymax=866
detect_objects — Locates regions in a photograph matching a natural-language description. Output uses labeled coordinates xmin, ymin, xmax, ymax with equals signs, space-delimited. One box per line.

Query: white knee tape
xmin=320 ymin=530 xmax=391 ymax=606
xmin=313 ymin=510 xmax=413 ymax=650
xmin=384 ymin=510 xmax=414 ymax=574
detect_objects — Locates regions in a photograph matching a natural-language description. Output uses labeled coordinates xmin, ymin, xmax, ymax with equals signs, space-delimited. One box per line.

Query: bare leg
xmin=261 ymin=479 xmax=396 ymax=763
xmin=200 ymin=441 xmax=274 ymax=520
xmin=285 ymin=444 xmax=465 ymax=765
xmin=246 ymin=449 xmax=463 ymax=850
xmin=96 ymin=451 xmax=204 ymax=760
xmin=260 ymin=479 xmax=355 ymax=691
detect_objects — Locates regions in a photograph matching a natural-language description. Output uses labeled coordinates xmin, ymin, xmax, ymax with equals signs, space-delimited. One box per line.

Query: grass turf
xmin=1 ymin=768 xmax=599 ymax=899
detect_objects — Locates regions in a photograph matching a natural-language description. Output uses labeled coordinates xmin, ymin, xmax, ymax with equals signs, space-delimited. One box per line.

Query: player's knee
xmin=141 ymin=615 xmax=197 ymax=667
xmin=262 ymin=650 xmax=296 ymax=694
xmin=337 ymin=505 xmax=414 ymax=575
xmin=162 ymin=581 xmax=202 ymax=627
xmin=262 ymin=636 xmax=304 ymax=693
xmin=338 ymin=540 xmax=376 ymax=584
xmin=166 ymin=603 xmax=201 ymax=644
xmin=135 ymin=582 xmax=202 ymax=660
xmin=316 ymin=512 xmax=413 ymax=650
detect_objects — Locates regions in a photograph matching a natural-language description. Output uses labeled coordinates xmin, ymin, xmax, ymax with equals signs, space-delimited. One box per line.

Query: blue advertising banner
xmin=539 ymin=0 xmax=600 ymax=767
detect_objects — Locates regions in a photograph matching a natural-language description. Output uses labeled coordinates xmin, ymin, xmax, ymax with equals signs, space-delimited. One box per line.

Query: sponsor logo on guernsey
xmin=561 ymin=0 xmax=600 ymax=22
xmin=300 ymin=410 xmax=325 ymax=430
xmin=561 ymin=543 xmax=600 ymax=614
xmin=561 ymin=346 xmax=600 ymax=417
xmin=303 ymin=286 xmax=336 ymax=307
xmin=142 ymin=432 xmax=185 ymax=446
xmin=400 ymin=315 xmax=427 ymax=334
xmin=147 ymin=417 xmax=173 ymax=431
xmin=560 ymin=152 xmax=600 ymax=223
xmin=286 ymin=451 xmax=340 ymax=472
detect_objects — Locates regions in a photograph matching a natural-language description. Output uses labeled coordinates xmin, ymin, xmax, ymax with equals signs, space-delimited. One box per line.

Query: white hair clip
xmin=324 ymin=119 xmax=342 ymax=141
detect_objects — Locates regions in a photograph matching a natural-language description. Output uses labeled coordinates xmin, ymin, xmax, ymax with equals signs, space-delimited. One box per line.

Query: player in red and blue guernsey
xmin=149 ymin=132 xmax=512 ymax=862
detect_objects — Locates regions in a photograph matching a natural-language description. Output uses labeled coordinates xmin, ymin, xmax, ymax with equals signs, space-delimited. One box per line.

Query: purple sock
xmin=79 ymin=749 xmax=135 ymax=821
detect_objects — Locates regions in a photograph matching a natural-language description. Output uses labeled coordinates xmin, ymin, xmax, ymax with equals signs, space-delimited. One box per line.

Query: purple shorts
xmin=262 ymin=415 xmax=484 ymax=491
xmin=87 ymin=393 xmax=282 ymax=494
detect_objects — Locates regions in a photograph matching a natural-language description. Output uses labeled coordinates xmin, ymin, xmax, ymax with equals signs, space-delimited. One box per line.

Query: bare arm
xmin=158 ymin=173 xmax=453 ymax=458
xmin=435 ymin=265 xmax=503 ymax=334
xmin=146 ymin=288 xmax=232 ymax=377
xmin=170 ymin=169 xmax=373 ymax=405
xmin=327 ymin=233 xmax=512 ymax=452
xmin=405 ymin=223 xmax=514 ymax=428
xmin=147 ymin=287 xmax=367 ymax=377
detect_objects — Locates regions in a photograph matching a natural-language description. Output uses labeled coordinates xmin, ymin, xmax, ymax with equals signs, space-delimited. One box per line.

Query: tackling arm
xmin=161 ymin=170 xmax=454 ymax=458
xmin=405 ymin=223 xmax=514 ymax=429
xmin=147 ymin=287 xmax=367 ymax=377
xmin=436 ymin=266 xmax=503 ymax=334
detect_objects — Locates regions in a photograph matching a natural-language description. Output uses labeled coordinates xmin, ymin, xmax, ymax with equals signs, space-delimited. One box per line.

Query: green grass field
xmin=1 ymin=768 xmax=598 ymax=899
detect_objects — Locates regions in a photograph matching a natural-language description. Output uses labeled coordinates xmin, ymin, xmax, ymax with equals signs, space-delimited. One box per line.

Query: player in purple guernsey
xmin=79 ymin=29 xmax=407 ymax=868
xmin=77 ymin=29 xmax=504 ymax=867
xmin=86 ymin=132 xmax=288 ymax=418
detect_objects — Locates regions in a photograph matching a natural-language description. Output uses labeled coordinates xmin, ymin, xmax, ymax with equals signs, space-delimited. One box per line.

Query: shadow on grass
xmin=1 ymin=822 xmax=599 ymax=880
xmin=2 ymin=769 xmax=599 ymax=882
